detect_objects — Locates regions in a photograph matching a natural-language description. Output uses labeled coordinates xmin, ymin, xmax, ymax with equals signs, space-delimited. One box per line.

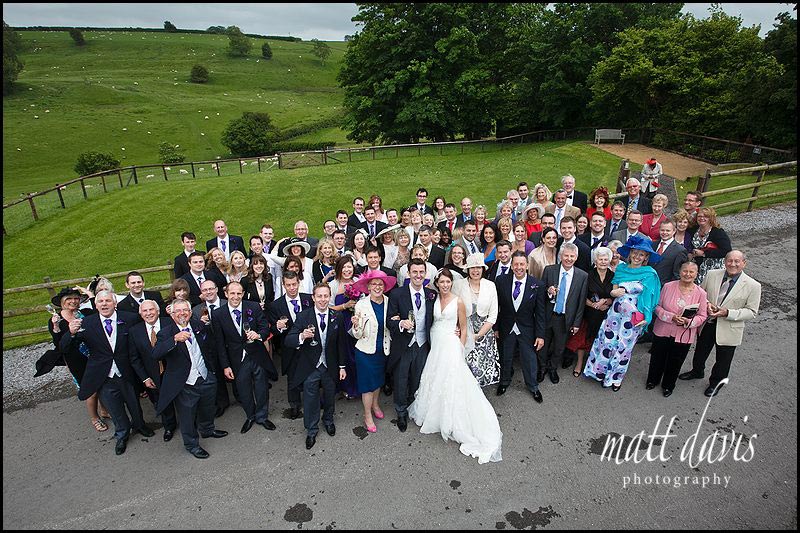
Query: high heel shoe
xmin=572 ymin=370 xmax=581 ymax=378
xmin=365 ymin=422 xmax=377 ymax=433
xmin=372 ymin=408 xmax=384 ymax=419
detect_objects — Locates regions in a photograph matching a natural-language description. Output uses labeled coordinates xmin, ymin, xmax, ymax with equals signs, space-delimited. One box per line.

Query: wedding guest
xmin=640 ymin=194 xmax=670 ymax=241
xmin=432 ymin=195 xmax=447 ymax=225
xmin=481 ymin=223 xmax=499 ymax=265
xmin=587 ymin=187 xmax=612 ymax=220
xmin=241 ymin=255 xmax=275 ymax=312
xmin=348 ymin=229 xmax=370 ymax=268
xmin=438 ymin=227 xmax=453 ymax=250
xmin=311 ymin=238 xmax=337 ymax=285
xmin=328 ymin=255 xmax=360 ymax=400
xmin=166 ymin=278 xmax=192 ymax=312
xmin=532 ymin=183 xmax=554 ymax=212
xmin=521 ymin=203 xmax=544 ymax=237
xmin=444 ymin=244 xmax=468 ymax=279
xmin=607 ymin=240 xmax=624 ymax=272
xmin=672 ymin=209 xmax=694 ymax=252
xmin=646 ymin=262 xmax=708 ymax=397
xmin=396 ymin=244 xmax=437 ymax=288
xmin=351 ymin=271 xmax=397 ymax=432
xmin=369 ymin=194 xmax=388 ymax=223
xmin=561 ymin=174 xmax=588 ymax=213
xmin=204 ymin=247 xmax=229 ymax=291
xmin=226 ymin=250 xmax=249 ymax=284
xmin=473 ymin=204 xmax=489 ymax=235
xmin=576 ymin=215 xmax=589 ymax=236
xmin=387 ymin=228 xmax=412 ymax=272
xmin=511 ymin=221 xmax=535 ymax=256
xmin=689 ymin=207 xmax=732 ymax=285
xmin=528 ymin=227 xmax=558 ymax=279
xmin=496 ymin=217 xmax=514 ymax=244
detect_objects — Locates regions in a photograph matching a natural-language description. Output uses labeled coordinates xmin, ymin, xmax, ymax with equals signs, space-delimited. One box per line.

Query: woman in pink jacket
xmin=646 ymin=261 xmax=708 ymax=397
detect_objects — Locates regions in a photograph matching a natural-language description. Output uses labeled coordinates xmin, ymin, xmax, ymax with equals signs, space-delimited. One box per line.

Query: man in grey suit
xmin=539 ymin=244 xmax=588 ymax=384
xmin=456 ymin=220 xmax=482 ymax=256
xmin=606 ymin=201 xmax=628 ymax=238
xmin=612 ymin=210 xmax=643 ymax=244
xmin=649 ymin=220 xmax=688 ymax=285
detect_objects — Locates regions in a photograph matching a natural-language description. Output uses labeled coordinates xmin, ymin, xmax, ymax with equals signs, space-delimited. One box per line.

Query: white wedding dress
xmin=408 ymin=296 xmax=503 ymax=464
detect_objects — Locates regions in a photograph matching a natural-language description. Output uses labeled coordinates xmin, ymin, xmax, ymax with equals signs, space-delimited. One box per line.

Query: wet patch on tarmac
xmin=502 ymin=506 xmax=560 ymax=529
xmin=284 ymin=503 xmax=313 ymax=528
xmin=352 ymin=426 xmax=369 ymax=440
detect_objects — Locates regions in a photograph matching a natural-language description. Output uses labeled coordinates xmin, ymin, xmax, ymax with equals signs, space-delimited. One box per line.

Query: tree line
xmin=338 ymin=3 xmax=797 ymax=149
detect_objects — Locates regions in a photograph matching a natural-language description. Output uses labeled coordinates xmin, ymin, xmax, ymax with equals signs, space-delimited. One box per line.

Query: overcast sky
xmin=3 ymin=3 xmax=795 ymax=40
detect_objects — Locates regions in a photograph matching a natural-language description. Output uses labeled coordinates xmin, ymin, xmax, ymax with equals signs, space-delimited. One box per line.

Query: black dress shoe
xmin=136 ymin=425 xmax=155 ymax=438
xmin=536 ymin=371 xmax=545 ymax=383
xmin=663 ymin=389 xmax=673 ymax=398
xmin=241 ymin=419 xmax=255 ymax=434
xmin=531 ymin=390 xmax=543 ymax=404
xmin=678 ymin=371 xmax=703 ymax=381
xmin=704 ymin=384 xmax=722 ymax=397
xmin=325 ymin=424 xmax=336 ymax=437
xmin=202 ymin=430 xmax=228 ymax=438
xmin=645 ymin=382 xmax=657 ymax=390
xmin=305 ymin=435 xmax=316 ymax=450
xmin=382 ymin=383 xmax=393 ymax=396
xmin=549 ymin=369 xmax=560 ymax=384
xmin=163 ymin=429 xmax=174 ymax=442
xmin=561 ymin=359 xmax=572 ymax=369
xmin=496 ymin=385 xmax=508 ymax=396
xmin=397 ymin=416 xmax=408 ymax=433
xmin=189 ymin=447 xmax=210 ymax=459
xmin=259 ymin=419 xmax=276 ymax=431
xmin=215 ymin=406 xmax=227 ymax=418
xmin=289 ymin=407 xmax=301 ymax=420
xmin=115 ymin=439 xmax=127 ymax=455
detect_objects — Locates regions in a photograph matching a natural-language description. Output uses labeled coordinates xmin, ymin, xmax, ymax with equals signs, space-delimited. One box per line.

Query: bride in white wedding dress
xmin=408 ymin=268 xmax=503 ymax=464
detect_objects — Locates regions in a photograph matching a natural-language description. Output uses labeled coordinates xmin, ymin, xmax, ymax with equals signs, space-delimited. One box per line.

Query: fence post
xmin=349 ymin=149 xmax=352 ymax=162
xmin=42 ymin=276 xmax=57 ymax=299
xmin=747 ymin=169 xmax=767 ymax=212
xmin=162 ymin=165 xmax=168 ymax=181
xmin=27 ymin=195 xmax=39 ymax=221
xmin=100 ymin=175 xmax=107 ymax=192
xmin=372 ymin=148 xmax=375 ymax=160
xmin=117 ymin=170 xmax=123 ymax=188
xmin=80 ymin=179 xmax=87 ymax=199
xmin=617 ymin=159 xmax=630 ymax=194
xmin=698 ymin=169 xmax=712 ymax=193
xmin=191 ymin=162 xmax=196 ymax=178
xmin=257 ymin=158 xmax=261 ymax=172
xmin=239 ymin=159 xmax=243 ymax=174
xmin=132 ymin=166 xmax=138 ymax=184
xmin=56 ymin=185 xmax=65 ymax=208
xmin=216 ymin=162 xmax=221 ymax=176
xmin=724 ymin=142 xmax=731 ymax=163
xmin=278 ymin=154 xmax=282 ymax=170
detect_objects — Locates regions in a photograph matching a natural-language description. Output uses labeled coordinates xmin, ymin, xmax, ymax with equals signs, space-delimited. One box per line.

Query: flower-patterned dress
xmin=465 ymin=302 xmax=500 ymax=387
xmin=583 ymin=281 xmax=644 ymax=387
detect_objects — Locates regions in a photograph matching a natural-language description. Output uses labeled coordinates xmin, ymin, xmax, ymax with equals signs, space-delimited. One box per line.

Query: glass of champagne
xmin=407 ymin=310 xmax=415 ymax=332
xmin=243 ymin=320 xmax=253 ymax=343
xmin=308 ymin=325 xmax=318 ymax=346
xmin=45 ymin=303 xmax=60 ymax=318
xmin=74 ymin=310 xmax=86 ymax=332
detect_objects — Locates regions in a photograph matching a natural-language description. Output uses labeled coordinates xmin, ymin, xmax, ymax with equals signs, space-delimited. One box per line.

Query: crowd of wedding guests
xmin=42 ymin=171 xmax=761 ymax=459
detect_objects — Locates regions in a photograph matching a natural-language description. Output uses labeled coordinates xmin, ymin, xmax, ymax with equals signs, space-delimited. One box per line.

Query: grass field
xmin=3 ymin=30 xmax=348 ymax=201
xmin=3 ymin=140 xmax=627 ymax=347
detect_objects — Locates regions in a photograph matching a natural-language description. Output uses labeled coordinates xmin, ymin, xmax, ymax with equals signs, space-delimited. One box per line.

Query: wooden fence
xmin=697 ymin=161 xmax=797 ymax=211
xmin=642 ymin=128 xmax=796 ymax=166
xmin=3 ymin=264 xmax=174 ymax=340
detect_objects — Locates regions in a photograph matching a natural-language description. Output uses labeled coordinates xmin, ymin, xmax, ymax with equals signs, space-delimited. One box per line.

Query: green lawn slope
xmin=3 ymin=30 xmax=349 ymax=201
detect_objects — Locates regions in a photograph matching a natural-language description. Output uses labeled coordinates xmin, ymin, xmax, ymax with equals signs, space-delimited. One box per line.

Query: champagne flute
xmin=74 ymin=310 xmax=86 ymax=332
xmin=407 ymin=310 xmax=415 ymax=332
xmin=45 ymin=303 xmax=60 ymax=318
xmin=307 ymin=325 xmax=318 ymax=346
xmin=243 ymin=320 xmax=254 ymax=343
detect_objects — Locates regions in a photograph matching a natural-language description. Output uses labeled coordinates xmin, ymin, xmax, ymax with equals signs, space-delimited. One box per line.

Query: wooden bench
xmin=595 ymin=129 xmax=625 ymax=144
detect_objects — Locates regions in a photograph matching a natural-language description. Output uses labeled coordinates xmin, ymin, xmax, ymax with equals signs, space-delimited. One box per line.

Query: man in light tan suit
xmin=679 ymin=250 xmax=761 ymax=397
xmin=545 ymin=189 xmax=581 ymax=236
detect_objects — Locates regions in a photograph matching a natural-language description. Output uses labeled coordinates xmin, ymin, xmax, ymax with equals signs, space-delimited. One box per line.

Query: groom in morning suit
xmin=386 ymin=258 xmax=436 ymax=432
xmin=285 ymin=283 xmax=346 ymax=450
xmin=213 ymin=281 xmax=279 ymax=434
xmin=495 ymin=252 xmax=547 ymax=402
xmin=152 ymin=299 xmax=228 ymax=459
xmin=540 ymin=243 xmax=588 ymax=384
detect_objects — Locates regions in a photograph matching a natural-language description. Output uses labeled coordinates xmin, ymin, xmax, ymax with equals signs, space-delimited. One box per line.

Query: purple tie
xmin=104 ymin=318 xmax=113 ymax=336
xmin=501 ymin=266 xmax=508 ymax=276
xmin=233 ymin=309 xmax=241 ymax=326
xmin=513 ymin=281 xmax=521 ymax=300
xmin=182 ymin=327 xmax=193 ymax=344
xmin=291 ymin=299 xmax=299 ymax=313
xmin=415 ymin=292 xmax=421 ymax=310
xmin=318 ymin=313 xmax=326 ymax=333
xmin=220 ymin=240 xmax=226 ymax=252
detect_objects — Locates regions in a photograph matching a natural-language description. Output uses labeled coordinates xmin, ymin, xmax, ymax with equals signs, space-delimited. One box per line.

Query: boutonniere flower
xmin=246 ymin=308 xmax=253 ymax=317
xmin=301 ymin=298 xmax=311 ymax=308
xmin=426 ymin=291 xmax=436 ymax=301
xmin=116 ymin=320 xmax=125 ymax=325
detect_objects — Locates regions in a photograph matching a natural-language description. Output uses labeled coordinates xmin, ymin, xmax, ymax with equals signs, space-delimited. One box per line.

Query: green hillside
xmin=2 ymin=30 xmax=350 ymax=201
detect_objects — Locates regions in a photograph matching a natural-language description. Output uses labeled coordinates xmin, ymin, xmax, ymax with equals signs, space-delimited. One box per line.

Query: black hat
xmin=34 ymin=349 xmax=66 ymax=377
xmin=51 ymin=287 xmax=82 ymax=308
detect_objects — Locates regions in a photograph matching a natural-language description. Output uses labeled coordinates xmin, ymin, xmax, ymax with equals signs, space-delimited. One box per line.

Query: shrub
xmin=227 ymin=26 xmax=252 ymax=57
xmin=190 ymin=64 xmax=209 ymax=83
xmin=221 ymin=112 xmax=279 ymax=157
xmin=270 ymin=140 xmax=336 ymax=153
xmin=74 ymin=151 xmax=120 ymax=176
xmin=68 ymin=28 xmax=85 ymax=46
xmin=3 ymin=22 xmax=24 ymax=94
xmin=158 ymin=142 xmax=186 ymax=164
xmin=164 ymin=21 xmax=178 ymax=32
xmin=261 ymin=42 xmax=272 ymax=59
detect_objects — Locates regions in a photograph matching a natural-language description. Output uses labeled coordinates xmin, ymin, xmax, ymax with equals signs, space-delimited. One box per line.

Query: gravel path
xmin=593 ymin=142 xmax=718 ymax=180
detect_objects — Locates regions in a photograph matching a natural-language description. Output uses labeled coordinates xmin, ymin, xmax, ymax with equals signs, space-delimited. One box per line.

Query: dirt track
xmin=592 ymin=142 xmax=718 ymax=181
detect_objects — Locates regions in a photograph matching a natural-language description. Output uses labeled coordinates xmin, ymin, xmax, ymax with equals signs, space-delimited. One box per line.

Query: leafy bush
xmin=158 ymin=142 xmax=186 ymax=164
xmin=68 ymin=28 xmax=85 ymax=46
xmin=227 ymin=26 xmax=252 ymax=57
xmin=190 ymin=64 xmax=209 ymax=83
xmin=74 ymin=151 xmax=120 ymax=176
xmin=221 ymin=112 xmax=279 ymax=157
xmin=164 ymin=21 xmax=178 ymax=32
xmin=261 ymin=42 xmax=272 ymax=59
xmin=277 ymin=113 xmax=345 ymax=140
xmin=270 ymin=141 xmax=336 ymax=153
xmin=3 ymin=22 xmax=24 ymax=94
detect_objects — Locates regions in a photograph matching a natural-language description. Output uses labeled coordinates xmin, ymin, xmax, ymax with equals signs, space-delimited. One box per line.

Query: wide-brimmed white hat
xmin=522 ymin=202 xmax=544 ymax=219
xmin=464 ymin=252 xmax=488 ymax=271
xmin=281 ymin=238 xmax=311 ymax=256
xmin=376 ymin=223 xmax=402 ymax=239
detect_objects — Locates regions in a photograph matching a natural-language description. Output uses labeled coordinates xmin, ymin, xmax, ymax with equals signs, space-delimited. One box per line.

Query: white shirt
xmin=554 ymin=266 xmax=574 ymax=314
xmin=205 ymin=298 xmax=222 ymax=313
xmin=217 ymin=235 xmax=232 ymax=260
xmin=102 ymin=312 xmax=121 ymax=377
xmin=192 ymin=271 xmax=205 ymax=287
xmin=494 ymin=261 xmax=512 ymax=279
xmin=181 ymin=325 xmax=208 ymax=384
xmin=148 ymin=320 xmax=161 ymax=339
xmin=130 ymin=292 xmax=145 ymax=305
xmin=564 ymin=191 xmax=575 ymax=207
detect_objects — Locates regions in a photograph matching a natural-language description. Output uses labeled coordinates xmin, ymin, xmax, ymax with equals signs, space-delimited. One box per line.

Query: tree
xmin=310 ymin=38 xmax=331 ymax=65
xmin=761 ymin=11 xmax=797 ymax=148
xmin=158 ymin=142 xmax=186 ymax=164
xmin=227 ymin=26 xmax=252 ymax=57
xmin=68 ymin=28 xmax=85 ymax=46
xmin=3 ymin=21 xmax=24 ymax=95
xmin=261 ymin=41 xmax=273 ymax=59
xmin=190 ymin=64 xmax=209 ymax=83
xmin=221 ymin=112 xmax=280 ymax=157
xmin=207 ymin=26 xmax=226 ymax=34
xmin=74 ymin=151 xmax=120 ymax=176
xmin=164 ymin=21 xmax=178 ymax=32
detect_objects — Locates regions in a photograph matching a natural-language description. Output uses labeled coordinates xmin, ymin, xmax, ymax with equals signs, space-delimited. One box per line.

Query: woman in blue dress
xmin=350 ymin=270 xmax=396 ymax=432
xmin=328 ymin=255 xmax=360 ymax=399
xmin=584 ymin=235 xmax=662 ymax=391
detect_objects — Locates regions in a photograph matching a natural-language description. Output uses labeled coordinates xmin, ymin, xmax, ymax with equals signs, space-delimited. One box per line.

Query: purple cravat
xmin=513 ymin=281 xmax=522 ymax=300
xmin=104 ymin=318 xmax=113 ymax=336
xmin=233 ymin=309 xmax=241 ymax=326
